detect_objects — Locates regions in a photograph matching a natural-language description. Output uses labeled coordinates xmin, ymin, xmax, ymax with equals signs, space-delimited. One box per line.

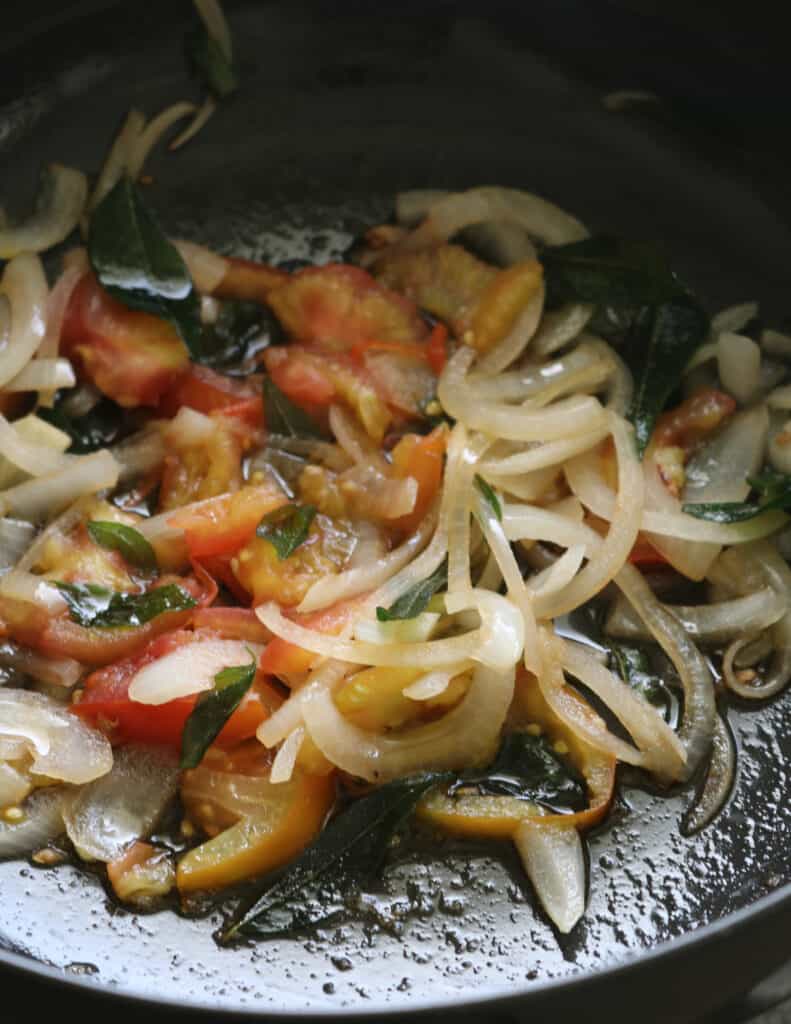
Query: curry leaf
xmin=256 ymin=503 xmax=317 ymax=559
xmin=626 ymin=295 xmax=709 ymax=455
xmin=682 ymin=469 xmax=791 ymax=524
xmin=221 ymin=771 xmax=452 ymax=943
xmin=263 ymin=378 xmax=328 ymax=440
xmin=199 ymin=300 xmax=281 ymax=370
xmin=474 ymin=473 xmax=502 ymax=521
xmin=542 ymin=235 xmax=709 ymax=456
xmin=87 ymin=521 xmax=157 ymax=573
xmin=38 ymin=396 xmax=128 ymax=454
xmin=448 ymin=731 xmax=587 ymax=812
xmin=376 ymin=557 xmax=448 ymax=622
xmin=608 ymin=642 xmax=673 ymax=719
xmin=186 ymin=26 xmax=239 ymax=100
xmin=88 ymin=177 xmax=202 ymax=358
xmin=180 ymin=660 xmax=256 ymax=770
xmin=54 ymin=582 xmax=195 ymax=629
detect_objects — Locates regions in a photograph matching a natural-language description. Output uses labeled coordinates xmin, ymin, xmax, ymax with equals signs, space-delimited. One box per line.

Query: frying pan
xmin=1 ymin=2 xmax=790 ymax=1021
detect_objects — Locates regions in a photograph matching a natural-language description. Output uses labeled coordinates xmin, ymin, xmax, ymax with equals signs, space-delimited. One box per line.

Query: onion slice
xmin=0 ymin=787 xmax=66 ymax=858
xmin=128 ymin=639 xmax=264 ymax=705
xmin=514 ymin=820 xmax=586 ymax=934
xmin=680 ymin=712 xmax=735 ymax=836
xmin=0 ymin=253 xmax=49 ymax=389
xmin=0 ymin=165 xmax=87 ymax=259
xmin=302 ymin=663 xmax=514 ymax=783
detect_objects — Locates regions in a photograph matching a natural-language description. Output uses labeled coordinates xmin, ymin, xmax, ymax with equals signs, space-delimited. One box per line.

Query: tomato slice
xmin=167 ymin=483 xmax=287 ymax=560
xmin=425 ymin=322 xmax=448 ymax=375
xmin=159 ymin=364 xmax=264 ymax=429
xmin=73 ymin=629 xmax=282 ymax=748
xmin=60 ymin=272 xmax=189 ymax=407
xmin=389 ymin=425 xmax=447 ymax=536
xmin=259 ymin=595 xmax=367 ymax=684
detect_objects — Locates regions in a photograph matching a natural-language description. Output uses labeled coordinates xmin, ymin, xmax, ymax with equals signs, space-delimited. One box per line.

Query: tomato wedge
xmin=167 ymin=483 xmax=288 ymax=560
xmin=73 ymin=629 xmax=282 ymax=747
xmin=389 ymin=425 xmax=447 ymax=536
xmin=61 ymin=272 xmax=189 ymax=407
xmin=159 ymin=364 xmax=264 ymax=429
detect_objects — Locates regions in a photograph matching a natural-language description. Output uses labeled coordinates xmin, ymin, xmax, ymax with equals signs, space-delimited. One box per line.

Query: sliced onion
xmin=258 ymin=588 xmax=524 ymax=672
xmin=169 ymin=97 xmax=217 ymax=151
xmin=194 ymin=0 xmax=233 ymax=60
xmin=174 ymin=240 xmax=228 ymax=295
xmin=0 ymin=165 xmax=87 ymax=259
xmin=128 ymin=639 xmax=263 ymax=705
xmin=166 ymin=405 xmax=216 ymax=446
xmin=0 ymin=643 xmax=81 ymax=689
xmin=269 ymin=727 xmax=305 ymax=785
xmin=62 ymin=743 xmax=179 ymax=862
xmin=560 ymin=639 xmax=686 ymax=781
xmin=0 ymin=787 xmax=66 ymax=858
xmin=303 ymin=663 xmax=514 ymax=783
xmin=614 ymin=563 xmax=715 ymax=779
xmin=514 ymin=820 xmax=586 ymax=934
xmin=0 ymin=253 xmax=49 ymax=389
xmin=328 ymin=404 xmax=389 ymax=471
xmin=0 ymin=689 xmax=112 ymax=784
xmin=439 ymin=347 xmax=608 ymax=442
xmin=680 ymin=711 xmax=735 ymax=836
xmin=112 ymin=427 xmax=167 ymax=482
xmin=14 ymin=497 xmax=86 ymax=573
xmin=532 ymin=303 xmax=594 ymax=357
xmin=0 ymin=518 xmax=35 ymax=571
xmin=683 ymin=404 xmax=768 ymax=505
xmin=126 ymin=102 xmax=197 ymax=180
xmin=0 ymin=449 xmax=120 ymax=521
xmin=605 ymin=587 xmax=786 ymax=645
xmin=404 ymin=187 xmax=588 ymax=249
xmin=0 ymin=570 xmax=68 ymax=614
xmin=86 ymin=109 xmax=146 ymax=222
xmin=762 ymin=328 xmax=791 ymax=359
xmin=565 ymin=448 xmax=787 ymax=548
xmin=445 ymin=425 xmax=476 ymax=595
xmin=297 ymin=510 xmax=434 ymax=614
xmin=466 ymin=342 xmax=608 ymax=402
xmin=711 ymin=302 xmax=758 ymax=335
xmin=4 ymin=358 xmax=75 ymax=393
xmin=717 ymin=331 xmax=761 ymax=405
xmin=481 ymin=424 xmax=611 ymax=477
xmin=0 ymin=412 xmax=71 ymax=478
xmin=538 ymin=413 xmax=642 ymax=618
xmin=485 ymin=465 xmax=559 ymax=502
xmin=0 ymin=762 xmax=32 ymax=808
xmin=529 ymin=545 xmax=586 ymax=598
xmin=257 ymin=659 xmax=353 ymax=748
xmin=354 ymin=612 xmax=440 ymax=645
xmin=402 ymin=665 xmax=468 ymax=700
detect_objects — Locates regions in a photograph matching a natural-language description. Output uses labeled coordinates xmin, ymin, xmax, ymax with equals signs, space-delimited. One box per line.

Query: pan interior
xmin=1 ymin=1 xmax=790 ymax=1013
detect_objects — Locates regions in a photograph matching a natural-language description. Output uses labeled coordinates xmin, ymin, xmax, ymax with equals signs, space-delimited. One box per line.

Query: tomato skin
xmin=425 ymin=323 xmax=448 ymax=375
xmin=159 ymin=364 xmax=263 ymax=429
xmin=0 ymin=572 xmax=216 ymax=666
xmin=73 ymin=629 xmax=282 ymax=748
xmin=61 ymin=272 xmax=189 ymax=407
xmin=167 ymin=483 xmax=287 ymax=560
xmin=259 ymin=595 xmax=367 ymax=683
xmin=191 ymin=606 xmax=272 ymax=644
xmin=389 ymin=425 xmax=447 ymax=536
xmin=264 ymin=345 xmax=336 ymax=412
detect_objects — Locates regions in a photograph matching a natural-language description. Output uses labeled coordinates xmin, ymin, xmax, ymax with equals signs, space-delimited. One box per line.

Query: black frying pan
xmin=1 ymin=3 xmax=790 ymax=1021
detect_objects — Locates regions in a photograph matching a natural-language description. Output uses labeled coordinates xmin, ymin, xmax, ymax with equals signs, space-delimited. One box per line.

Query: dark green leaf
xmin=55 ymin=582 xmax=196 ymax=629
xmin=263 ymin=378 xmax=328 ymax=439
xmin=626 ymin=294 xmax=709 ymax=455
xmin=682 ymin=469 xmax=791 ymax=524
xmin=186 ymin=26 xmax=238 ymax=100
xmin=88 ymin=177 xmax=202 ymax=358
xmin=376 ymin=557 xmax=448 ymax=622
xmin=198 ymin=300 xmax=281 ymax=370
xmin=87 ymin=521 xmax=157 ymax=573
xmin=542 ymin=235 xmax=709 ymax=456
xmin=449 ymin=731 xmax=587 ymax=813
xmin=256 ymin=503 xmax=317 ymax=559
xmin=474 ymin=473 xmax=502 ymax=521
xmin=38 ymin=396 xmax=128 ymax=454
xmin=608 ymin=641 xmax=674 ymax=720
xmin=221 ymin=772 xmax=451 ymax=943
xmin=543 ymin=235 xmax=680 ymax=310
xmin=180 ymin=660 xmax=256 ymax=770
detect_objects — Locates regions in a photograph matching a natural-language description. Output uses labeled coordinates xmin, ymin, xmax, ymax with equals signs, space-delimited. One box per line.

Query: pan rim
xmin=1 ymin=878 xmax=790 ymax=1018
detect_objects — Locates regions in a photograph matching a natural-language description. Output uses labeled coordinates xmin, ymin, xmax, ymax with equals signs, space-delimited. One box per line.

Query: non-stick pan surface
xmin=1 ymin=3 xmax=790 ymax=1021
